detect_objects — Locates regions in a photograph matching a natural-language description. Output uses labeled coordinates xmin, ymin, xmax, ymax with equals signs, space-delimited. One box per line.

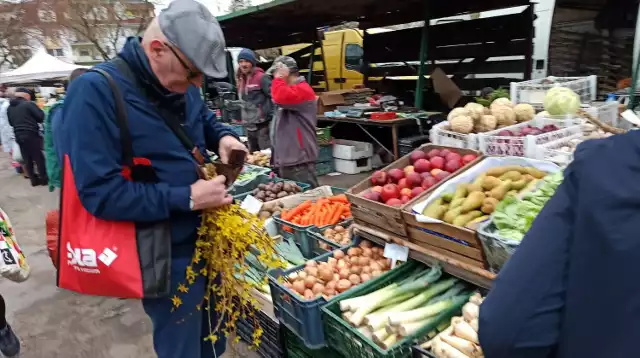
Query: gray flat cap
xmin=158 ymin=0 xmax=227 ymax=78
xmin=266 ymin=56 xmax=299 ymax=76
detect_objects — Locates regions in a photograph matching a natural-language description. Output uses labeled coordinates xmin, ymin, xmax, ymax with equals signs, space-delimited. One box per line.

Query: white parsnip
xmin=462 ymin=302 xmax=480 ymax=322
xmin=441 ymin=332 xmax=483 ymax=357
xmin=454 ymin=320 xmax=479 ymax=344
xmin=438 ymin=339 xmax=472 ymax=358
xmin=468 ymin=318 xmax=479 ymax=332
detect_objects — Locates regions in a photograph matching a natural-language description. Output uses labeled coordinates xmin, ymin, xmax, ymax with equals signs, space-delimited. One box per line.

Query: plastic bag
xmin=11 ymin=141 xmax=22 ymax=162
xmin=0 ymin=208 xmax=30 ymax=282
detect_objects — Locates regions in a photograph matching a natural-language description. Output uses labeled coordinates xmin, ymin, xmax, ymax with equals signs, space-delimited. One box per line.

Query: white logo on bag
xmin=67 ymin=243 xmax=118 ymax=273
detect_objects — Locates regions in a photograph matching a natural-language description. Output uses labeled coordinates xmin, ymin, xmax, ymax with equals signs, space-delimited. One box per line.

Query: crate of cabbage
xmin=267 ymin=239 xmax=399 ymax=349
xmin=321 ymin=263 xmax=474 ymax=358
xmin=346 ymin=145 xmax=482 ymax=236
xmin=402 ymin=157 xmax=560 ymax=269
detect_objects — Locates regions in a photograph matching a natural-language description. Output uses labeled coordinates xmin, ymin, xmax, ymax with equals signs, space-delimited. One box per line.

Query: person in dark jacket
xmin=237 ymin=48 xmax=273 ymax=151
xmin=270 ymin=56 xmax=319 ymax=187
xmin=45 ymin=68 xmax=88 ymax=192
xmin=479 ymin=133 xmax=640 ymax=358
xmin=57 ymin=1 xmax=245 ymax=357
xmin=7 ymin=87 xmax=46 ymax=187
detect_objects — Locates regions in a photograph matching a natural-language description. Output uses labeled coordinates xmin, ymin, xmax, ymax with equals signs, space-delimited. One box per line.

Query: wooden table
xmin=317 ymin=116 xmax=417 ymax=160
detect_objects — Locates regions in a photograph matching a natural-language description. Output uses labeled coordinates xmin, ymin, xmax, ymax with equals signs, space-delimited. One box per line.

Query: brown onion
xmin=348 ymin=274 xmax=361 ymax=285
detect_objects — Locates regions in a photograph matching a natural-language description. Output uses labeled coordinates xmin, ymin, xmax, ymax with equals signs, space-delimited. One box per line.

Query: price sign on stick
xmin=383 ymin=243 xmax=409 ymax=269
xmin=240 ymin=195 xmax=263 ymax=215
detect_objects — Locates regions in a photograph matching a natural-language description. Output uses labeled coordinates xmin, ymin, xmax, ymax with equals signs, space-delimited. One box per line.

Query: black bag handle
xmin=109 ymin=57 xmax=200 ymax=161
xmin=90 ymin=68 xmax=135 ymax=168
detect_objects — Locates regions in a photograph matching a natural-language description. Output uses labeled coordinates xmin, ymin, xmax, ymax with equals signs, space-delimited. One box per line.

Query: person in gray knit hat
xmin=269 ymin=56 xmax=319 ymax=187
xmin=237 ymin=48 xmax=273 ymax=152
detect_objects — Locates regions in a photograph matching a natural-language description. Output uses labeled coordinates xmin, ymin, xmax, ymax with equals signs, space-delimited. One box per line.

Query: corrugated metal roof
xmin=218 ymin=0 xmax=531 ymax=49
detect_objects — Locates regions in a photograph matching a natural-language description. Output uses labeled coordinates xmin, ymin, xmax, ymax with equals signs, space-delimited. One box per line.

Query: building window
xmin=345 ymin=44 xmax=364 ymax=72
xmin=79 ymin=49 xmax=90 ymax=57
xmin=38 ymin=9 xmax=57 ymax=22
xmin=47 ymin=48 xmax=64 ymax=57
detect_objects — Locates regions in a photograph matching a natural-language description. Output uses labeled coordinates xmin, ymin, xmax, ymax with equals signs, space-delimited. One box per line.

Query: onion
xmin=304 ymin=289 xmax=314 ymax=300
xmin=336 ymin=279 xmax=352 ymax=293
xmin=304 ymin=276 xmax=316 ymax=289
xmin=305 ymin=267 xmax=318 ymax=277
xmin=359 ymin=257 xmax=370 ymax=266
xmin=339 ymin=268 xmax=350 ymax=280
xmin=297 ymin=271 xmax=308 ymax=280
xmin=369 ymin=261 xmax=382 ymax=272
xmin=350 ymin=256 xmax=360 ymax=266
xmin=360 ymin=273 xmax=371 ymax=282
xmin=333 ymin=250 xmax=345 ymax=259
xmin=326 ymin=281 xmax=337 ymax=290
xmin=334 ymin=233 xmax=343 ymax=242
xmin=361 ymin=266 xmax=372 ymax=274
xmin=333 ymin=273 xmax=340 ymax=281
xmin=359 ymin=240 xmax=372 ymax=249
xmin=371 ymin=270 xmax=382 ymax=278
xmin=348 ymin=274 xmax=361 ymax=285
xmin=323 ymin=287 xmax=336 ymax=297
xmin=350 ymin=265 xmax=362 ymax=275
xmin=327 ymin=257 xmax=338 ymax=267
xmin=305 ymin=260 xmax=317 ymax=268
xmin=292 ymin=280 xmax=305 ymax=295
xmin=361 ymin=248 xmax=372 ymax=257
xmin=334 ymin=225 xmax=345 ymax=233
xmin=318 ymin=267 xmax=334 ymax=282
xmin=347 ymin=247 xmax=361 ymax=256
xmin=337 ymin=259 xmax=348 ymax=269
xmin=312 ymin=283 xmax=324 ymax=295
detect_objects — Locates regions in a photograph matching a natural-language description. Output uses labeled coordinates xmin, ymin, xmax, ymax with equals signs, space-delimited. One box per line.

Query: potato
xmin=258 ymin=211 xmax=271 ymax=220
xmin=277 ymin=191 xmax=289 ymax=198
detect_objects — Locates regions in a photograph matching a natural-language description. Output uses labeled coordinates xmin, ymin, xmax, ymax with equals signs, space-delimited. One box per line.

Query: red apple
xmin=431 ymin=168 xmax=443 ymax=177
xmin=371 ymin=186 xmax=383 ymax=193
xmin=371 ymin=170 xmax=388 ymax=186
xmin=363 ymin=191 xmax=381 ymax=202
xmin=435 ymin=171 xmax=451 ymax=182
xmin=381 ymin=184 xmax=400 ymax=202
xmin=414 ymin=158 xmax=432 ymax=173
xmin=421 ymin=176 xmax=437 ymax=190
xmin=430 ymin=156 xmax=445 ymax=170
xmin=426 ymin=149 xmax=441 ymax=159
xmin=411 ymin=187 xmax=425 ymax=198
xmin=388 ymin=168 xmax=405 ymax=183
xmin=404 ymin=165 xmax=415 ymax=176
xmin=386 ymin=198 xmax=403 ymax=207
xmin=406 ymin=172 xmax=422 ymax=188
xmin=420 ymin=172 xmax=432 ymax=180
xmin=445 ymin=152 xmax=462 ymax=163
xmin=400 ymin=195 xmax=411 ymax=204
xmin=400 ymin=188 xmax=412 ymax=198
xmin=410 ymin=151 xmax=427 ymax=164
xmin=462 ymin=154 xmax=478 ymax=165
xmin=398 ymin=178 xmax=409 ymax=190
xmin=439 ymin=149 xmax=452 ymax=158
xmin=445 ymin=160 xmax=461 ymax=173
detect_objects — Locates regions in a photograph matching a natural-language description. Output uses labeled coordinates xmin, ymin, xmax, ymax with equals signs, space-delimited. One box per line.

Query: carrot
xmin=329 ymin=194 xmax=349 ymax=204
xmin=329 ymin=204 xmax=346 ymax=225
xmin=284 ymin=200 xmax=312 ymax=221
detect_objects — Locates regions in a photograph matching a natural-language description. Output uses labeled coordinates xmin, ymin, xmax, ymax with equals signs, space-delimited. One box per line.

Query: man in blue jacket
xmin=480 ymin=132 xmax=640 ymax=358
xmin=56 ymin=1 xmax=246 ymax=357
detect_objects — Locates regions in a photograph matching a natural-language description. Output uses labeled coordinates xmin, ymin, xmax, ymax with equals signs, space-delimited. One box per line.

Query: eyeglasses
xmin=164 ymin=42 xmax=201 ymax=81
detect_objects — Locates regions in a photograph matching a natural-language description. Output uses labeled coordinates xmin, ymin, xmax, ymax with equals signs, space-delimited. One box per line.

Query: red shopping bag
xmin=55 ymin=67 xmax=171 ymax=299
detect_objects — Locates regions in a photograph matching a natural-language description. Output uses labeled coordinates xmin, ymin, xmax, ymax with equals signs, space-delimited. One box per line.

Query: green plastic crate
xmin=316 ymin=127 xmax=332 ymax=146
xmin=285 ymin=328 xmax=342 ymax=358
xmin=315 ymin=160 xmax=335 ymax=176
xmin=306 ymin=219 xmax=354 ymax=250
xmin=321 ymin=268 xmax=469 ymax=358
xmin=318 ymin=145 xmax=333 ymax=162
xmin=232 ymin=175 xmax=311 ymax=202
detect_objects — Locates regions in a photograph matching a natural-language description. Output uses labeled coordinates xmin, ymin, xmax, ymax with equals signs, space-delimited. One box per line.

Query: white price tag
xmin=240 ymin=195 xmax=263 ymax=215
xmin=383 ymin=243 xmax=409 ymax=269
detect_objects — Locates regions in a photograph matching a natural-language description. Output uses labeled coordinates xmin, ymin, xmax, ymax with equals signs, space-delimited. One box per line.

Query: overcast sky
xmin=156 ymin=0 xmax=273 ymax=16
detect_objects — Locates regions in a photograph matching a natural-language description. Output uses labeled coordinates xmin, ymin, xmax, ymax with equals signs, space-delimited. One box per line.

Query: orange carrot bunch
xmin=281 ymin=194 xmax=352 ymax=231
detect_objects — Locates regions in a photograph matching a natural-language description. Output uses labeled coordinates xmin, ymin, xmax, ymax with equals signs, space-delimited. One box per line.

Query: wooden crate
xmin=346 ymin=144 xmax=482 ymax=237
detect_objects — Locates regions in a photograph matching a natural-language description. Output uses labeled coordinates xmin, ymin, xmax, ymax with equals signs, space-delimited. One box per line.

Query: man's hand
xmin=218 ymin=135 xmax=248 ymax=164
xmin=190 ymin=176 xmax=232 ymax=210
xmin=274 ymin=66 xmax=289 ymax=79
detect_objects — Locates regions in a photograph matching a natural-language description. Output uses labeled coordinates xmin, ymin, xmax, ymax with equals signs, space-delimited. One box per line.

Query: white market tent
xmin=0 ymin=49 xmax=89 ymax=84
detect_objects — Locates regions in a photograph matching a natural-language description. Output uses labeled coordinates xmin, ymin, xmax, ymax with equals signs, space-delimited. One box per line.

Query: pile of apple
xmin=361 ymin=148 xmax=479 ymax=207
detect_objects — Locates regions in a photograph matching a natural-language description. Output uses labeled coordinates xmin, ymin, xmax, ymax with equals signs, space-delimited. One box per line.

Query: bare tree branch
xmin=0 ymin=0 xmax=42 ymax=69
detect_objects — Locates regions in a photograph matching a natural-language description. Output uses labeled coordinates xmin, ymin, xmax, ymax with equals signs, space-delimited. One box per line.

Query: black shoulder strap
xmin=109 ymin=57 xmax=198 ymax=159
xmin=90 ymin=68 xmax=134 ymax=167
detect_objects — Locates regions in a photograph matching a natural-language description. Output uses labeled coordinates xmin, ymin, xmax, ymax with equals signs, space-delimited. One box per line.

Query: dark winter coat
xmin=7 ymin=97 xmax=44 ymax=141
xmin=480 ymin=131 xmax=640 ymax=358
xmin=238 ymin=67 xmax=273 ymax=131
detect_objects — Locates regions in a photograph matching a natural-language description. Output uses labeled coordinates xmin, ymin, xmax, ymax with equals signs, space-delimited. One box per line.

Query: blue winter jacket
xmin=57 ymin=38 xmax=237 ymax=258
xmin=480 ymin=131 xmax=640 ymax=358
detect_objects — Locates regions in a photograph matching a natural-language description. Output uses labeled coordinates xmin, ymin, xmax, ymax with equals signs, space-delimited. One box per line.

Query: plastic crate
xmin=284 ymin=328 xmax=343 ymax=358
xmin=315 ymin=160 xmax=336 ymax=176
xmin=318 ymin=145 xmax=334 ymax=162
xmin=306 ymin=219 xmax=354 ymax=250
xmin=333 ymin=139 xmax=374 ymax=160
xmin=232 ymin=175 xmax=311 ymax=202
xmin=532 ymin=132 xmax=583 ymax=167
xmin=583 ymin=101 xmax=629 ymax=129
xmin=477 ymin=117 xmax=583 ymax=157
xmin=236 ymin=308 xmax=284 ymax=358
xmin=476 ymin=219 xmax=520 ymax=273
xmin=334 ymin=157 xmax=372 ymax=174
xmin=510 ymin=75 xmax=597 ymax=109
xmin=317 ymin=127 xmax=332 ymax=146
xmin=429 ymin=121 xmax=479 ymax=150
xmin=267 ymin=239 xmax=407 ymax=349
xmin=320 ymin=265 xmax=467 ymax=358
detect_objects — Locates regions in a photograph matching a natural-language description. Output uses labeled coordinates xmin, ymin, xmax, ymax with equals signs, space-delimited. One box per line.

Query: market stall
xmin=0 ymin=49 xmax=88 ymax=84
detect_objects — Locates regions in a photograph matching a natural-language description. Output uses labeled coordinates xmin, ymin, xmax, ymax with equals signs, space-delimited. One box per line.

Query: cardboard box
xmin=317 ymin=88 xmax=375 ymax=114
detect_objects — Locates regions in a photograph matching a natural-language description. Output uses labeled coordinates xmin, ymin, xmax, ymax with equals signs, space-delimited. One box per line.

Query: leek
xmin=399 ymin=318 xmax=433 ymax=336
xmin=381 ymin=334 xmax=399 ymax=350
xmin=349 ymin=266 xmax=442 ymax=326
xmin=372 ymin=327 xmax=390 ymax=345
xmin=365 ymin=278 xmax=458 ymax=330
xmin=388 ymin=295 xmax=468 ymax=326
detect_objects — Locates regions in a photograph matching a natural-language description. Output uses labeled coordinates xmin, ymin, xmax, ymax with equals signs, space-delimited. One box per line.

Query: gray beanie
xmin=267 ymin=56 xmax=299 ymax=76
